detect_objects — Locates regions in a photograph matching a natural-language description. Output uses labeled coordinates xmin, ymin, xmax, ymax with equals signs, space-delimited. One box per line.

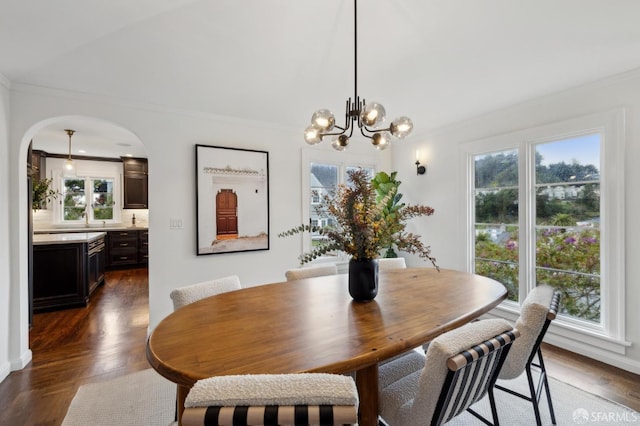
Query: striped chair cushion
xmin=182 ymin=404 xmax=358 ymax=426
xmin=436 ymin=328 xmax=519 ymax=424
xmin=182 ymin=373 xmax=358 ymax=426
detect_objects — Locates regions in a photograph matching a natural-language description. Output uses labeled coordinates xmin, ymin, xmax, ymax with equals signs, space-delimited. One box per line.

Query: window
xmin=62 ymin=176 xmax=116 ymax=223
xmin=302 ymin=149 xmax=381 ymax=261
xmin=464 ymin=109 xmax=627 ymax=351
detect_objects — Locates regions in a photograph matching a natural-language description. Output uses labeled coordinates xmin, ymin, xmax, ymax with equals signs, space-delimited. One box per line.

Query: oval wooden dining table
xmin=146 ymin=267 xmax=507 ymax=426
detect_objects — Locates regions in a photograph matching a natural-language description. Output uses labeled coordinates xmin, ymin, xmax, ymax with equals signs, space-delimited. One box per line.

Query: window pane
xmin=310 ymin=163 xmax=338 ymax=248
xmin=473 ymin=150 xmax=519 ymax=301
xmin=475 ymin=224 xmax=519 ymax=301
xmin=63 ymin=178 xmax=86 ymax=221
xmin=346 ymin=166 xmax=374 ymax=185
xmin=475 ymin=150 xmax=518 ymax=188
xmin=534 ymin=134 xmax=601 ymax=323
xmin=475 ymin=188 xmax=519 ymax=224
xmin=92 ymin=179 xmax=114 ymax=220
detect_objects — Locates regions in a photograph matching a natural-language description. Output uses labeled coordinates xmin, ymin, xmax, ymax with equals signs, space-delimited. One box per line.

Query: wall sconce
xmin=415 ymin=150 xmax=426 ymax=175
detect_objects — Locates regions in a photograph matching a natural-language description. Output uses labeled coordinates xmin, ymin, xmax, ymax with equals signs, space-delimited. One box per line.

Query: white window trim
xmin=462 ymin=108 xmax=629 ymax=354
xmin=301 ymin=148 xmax=381 ymax=264
xmin=47 ymin=158 xmax=124 ymax=228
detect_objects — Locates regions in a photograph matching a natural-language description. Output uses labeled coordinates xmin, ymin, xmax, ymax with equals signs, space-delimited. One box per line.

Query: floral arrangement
xmin=279 ymin=168 xmax=438 ymax=269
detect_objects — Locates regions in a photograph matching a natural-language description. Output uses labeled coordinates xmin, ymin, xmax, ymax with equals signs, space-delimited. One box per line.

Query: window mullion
xmin=521 ymin=142 xmax=536 ymax=302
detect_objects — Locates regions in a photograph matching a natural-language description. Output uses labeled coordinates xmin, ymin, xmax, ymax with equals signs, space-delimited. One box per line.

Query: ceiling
xmin=4 ymin=0 xmax=640 ymax=157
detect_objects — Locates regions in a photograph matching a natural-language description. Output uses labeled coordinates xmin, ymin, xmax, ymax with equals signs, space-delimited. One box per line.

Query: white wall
xmin=4 ymin=85 xmax=390 ymax=373
xmin=392 ymin=69 xmax=640 ymax=373
xmin=5 ymin=71 xmax=638 ymax=377
xmin=0 ymin=75 xmax=11 ymax=382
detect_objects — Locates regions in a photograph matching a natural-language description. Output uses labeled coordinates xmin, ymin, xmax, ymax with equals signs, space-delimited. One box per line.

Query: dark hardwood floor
xmin=0 ymin=267 xmax=638 ymax=425
xmin=0 ymin=268 xmax=150 ymax=426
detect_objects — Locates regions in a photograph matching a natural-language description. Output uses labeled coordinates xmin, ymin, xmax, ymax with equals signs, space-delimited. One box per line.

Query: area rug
xmin=62 ymin=368 xmax=638 ymax=426
xmin=62 ymin=369 xmax=176 ymax=426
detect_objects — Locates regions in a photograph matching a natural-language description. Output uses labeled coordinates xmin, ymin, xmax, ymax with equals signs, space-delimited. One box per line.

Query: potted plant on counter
xmin=32 ymin=177 xmax=61 ymax=210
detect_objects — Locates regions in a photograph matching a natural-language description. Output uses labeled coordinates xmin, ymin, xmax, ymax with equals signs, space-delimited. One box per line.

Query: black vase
xmin=348 ymin=258 xmax=379 ymax=302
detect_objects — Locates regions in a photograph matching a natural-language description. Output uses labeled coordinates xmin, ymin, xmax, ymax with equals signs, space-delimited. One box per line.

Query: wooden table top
xmin=146 ymin=268 xmax=507 ymax=388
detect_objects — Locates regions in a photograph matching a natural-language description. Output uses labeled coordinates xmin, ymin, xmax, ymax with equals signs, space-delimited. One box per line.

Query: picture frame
xmin=195 ymin=144 xmax=269 ymax=255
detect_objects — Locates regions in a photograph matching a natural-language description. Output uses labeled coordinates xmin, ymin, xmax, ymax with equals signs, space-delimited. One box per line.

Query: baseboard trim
xmin=9 ymin=349 xmax=32 ymax=372
xmin=544 ymin=333 xmax=640 ymax=375
xmin=0 ymin=361 xmax=10 ymax=383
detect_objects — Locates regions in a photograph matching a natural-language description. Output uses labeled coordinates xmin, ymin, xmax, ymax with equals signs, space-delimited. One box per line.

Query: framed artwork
xmin=196 ymin=144 xmax=269 ymax=255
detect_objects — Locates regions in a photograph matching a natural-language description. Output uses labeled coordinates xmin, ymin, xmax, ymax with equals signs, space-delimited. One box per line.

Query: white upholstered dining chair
xmin=181 ymin=373 xmax=359 ymax=426
xmin=285 ymin=264 xmax=338 ymax=281
xmin=493 ymin=285 xmax=561 ymax=425
xmin=170 ymin=275 xmax=241 ymax=311
xmin=377 ymin=258 xmax=406 ymax=271
xmin=378 ymin=318 xmax=519 ymax=426
xmin=168 ymin=274 xmax=243 ymax=421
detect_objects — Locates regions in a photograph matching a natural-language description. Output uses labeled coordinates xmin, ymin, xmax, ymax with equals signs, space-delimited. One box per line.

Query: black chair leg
xmin=525 ymin=365 xmax=543 ymax=426
xmin=488 ymin=387 xmax=500 ymax=426
xmin=537 ymin=349 xmax=557 ymax=424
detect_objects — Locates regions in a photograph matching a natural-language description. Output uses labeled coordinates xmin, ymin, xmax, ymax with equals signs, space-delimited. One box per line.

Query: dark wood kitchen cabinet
xmin=122 ymin=157 xmax=148 ymax=209
xmin=138 ymin=229 xmax=149 ymax=264
xmin=88 ymin=236 xmax=106 ymax=294
xmin=33 ymin=233 xmax=106 ymax=313
xmin=107 ymin=230 xmax=139 ymax=266
xmin=105 ymin=229 xmax=149 ymax=267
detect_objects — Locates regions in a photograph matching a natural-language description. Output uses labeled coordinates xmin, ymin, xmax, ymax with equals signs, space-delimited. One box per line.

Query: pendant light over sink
xmin=64 ymin=129 xmax=75 ymax=175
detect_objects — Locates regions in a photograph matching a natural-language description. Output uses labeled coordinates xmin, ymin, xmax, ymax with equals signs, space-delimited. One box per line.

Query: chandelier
xmin=304 ymin=0 xmax=413 ymax=151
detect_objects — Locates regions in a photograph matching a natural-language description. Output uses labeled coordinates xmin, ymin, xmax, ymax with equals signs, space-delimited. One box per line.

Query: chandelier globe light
xmin=304 ymin=0 xmax=413 ymax=151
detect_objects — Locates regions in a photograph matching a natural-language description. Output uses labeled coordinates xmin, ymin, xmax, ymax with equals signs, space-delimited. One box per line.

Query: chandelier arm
xmin=320 ymin=127 xmax=348 ymax=137
xmin=359 ymin=126 xmax=375 ymax=140
xmin=363 ymin=125 xmax=392 ymax=133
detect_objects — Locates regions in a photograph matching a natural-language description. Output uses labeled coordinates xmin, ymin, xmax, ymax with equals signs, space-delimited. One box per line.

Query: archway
xmin=17 ymin=115 xmax=148 ymax=365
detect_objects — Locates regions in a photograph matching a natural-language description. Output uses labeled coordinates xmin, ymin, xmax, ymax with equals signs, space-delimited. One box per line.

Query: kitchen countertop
xmin=33 ymin=232 xmax=107 ymax=245
xmin=34 ymin=226 xmax=147 ymax=234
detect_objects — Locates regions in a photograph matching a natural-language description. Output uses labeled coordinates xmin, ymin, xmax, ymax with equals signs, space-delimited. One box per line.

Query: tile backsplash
xmin=33 ymin=208 xmax=149 ymax=230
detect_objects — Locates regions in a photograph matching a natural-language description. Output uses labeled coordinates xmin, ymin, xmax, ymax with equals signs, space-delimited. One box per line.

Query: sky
xmin=535 ymin=133 xmax=600 ymax=170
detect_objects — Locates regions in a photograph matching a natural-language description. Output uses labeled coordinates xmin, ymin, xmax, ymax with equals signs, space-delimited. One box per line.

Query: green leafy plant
xmin=32 ymin=178 xmax=61 ymax=210
xmin=279 ymin=169 xmax=438 ymax=268
xmin=371 ymin=171 xmax=404 ymax=258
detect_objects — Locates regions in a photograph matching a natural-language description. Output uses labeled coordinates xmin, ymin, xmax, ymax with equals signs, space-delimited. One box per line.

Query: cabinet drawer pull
xmin=119 ymin=256 xmax=129 ymax=260
xmin=119 ymin=232 xmax=129 ymax=236
xmin=142 ymin=242 xmax=148 ymax=246
xmin=119 ymin=243 xmax=129 ymax=247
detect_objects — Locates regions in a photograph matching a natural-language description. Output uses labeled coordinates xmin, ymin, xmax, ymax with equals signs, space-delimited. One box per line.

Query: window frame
xmin=462 ymin=108 xmax=628 ymax=354
xmin=301 ymin=149 xmax=382 ymax=263
xmin=59 ymin=175 xmax=119 ymax=225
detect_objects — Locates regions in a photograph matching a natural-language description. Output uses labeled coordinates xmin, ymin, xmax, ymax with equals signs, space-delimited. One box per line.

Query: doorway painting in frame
xmin=196 ymin=144 xmax=269 ymax=255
